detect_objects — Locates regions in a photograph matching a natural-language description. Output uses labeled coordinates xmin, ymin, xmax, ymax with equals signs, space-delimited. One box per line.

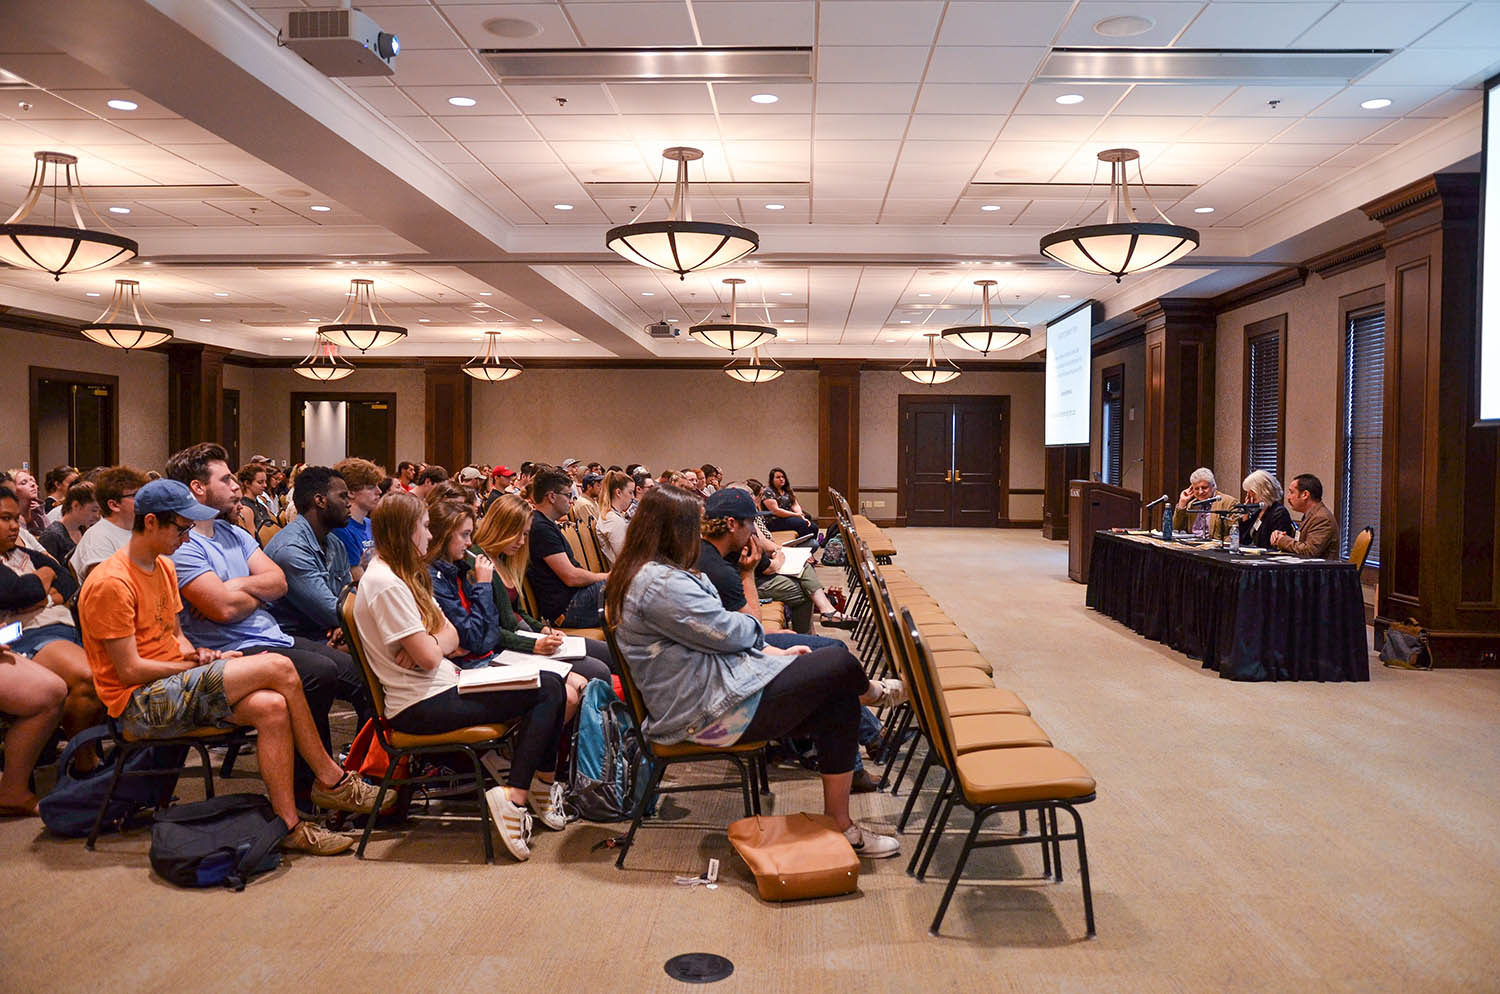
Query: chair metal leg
xmin=192 ymin=742 xmax=215 ymax=800
xmin=896 ymin=750 xmax=934 ymax=833
xmin=357 ymin=756 xmax=400 ymax=859
xmin=85 ymin=746 xmax=130 ymax=850
xmin=1049 ymin=806 xmax=1064 ymax=883
xmin=757 ymin=753 xmax=771 ymax=795
xmin=907 ymin=770 xmax=951 ymax=875
xmin=738 ymin=757 xmax=758 ymax=816
xmin=616 ymin=762 xmax=665 ymax=869
xmin=877 ymin=708 xmax=912 ymax=789
xmin=465 ymin=747 xmax=494 ymax=864
xmin=914 ymin=777 xmax=959 ymax=881
xmin=1039 ymin=806 xmax=1052 ymax=879
xmin=1062 ymin=803 xmax=1096 ymax=937
xmin=219 ymin=740 xmax=240 ymax=779
xmin=888 ymin=722 xmax=923 ymax=795
xmin=930 ymin=809 xmax=986 ymax=935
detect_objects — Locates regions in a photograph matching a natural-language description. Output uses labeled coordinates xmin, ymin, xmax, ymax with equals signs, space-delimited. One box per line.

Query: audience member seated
xmin=1173 ymin=467 xmax=1236 ymax=539
xmin=264 ymin=467 xmax=356 ymax=644
xmin=572 ymin=472 xmax=603 ymax=525
xmin=561 ymin=458 xmax=585 ymax=493
xmin=1271 ymin=473 xmax=1339 ymax=559
xmin=165 ymin=446 xmax=372 ymax=798
xmin=354 ymin=492 xmax=579 ymax=861
xmin=527 ymin=469 xmax=608 ymax=628
xmin=5 ymin=469 xmax=48 ymax=536
xmin=608 ymin=486 xmax=903 ymax=856
xmin=474 ymin=494 xmax=614 ymax=680
xmin=455 ymin=465 xmax=486 ymax=497
xmin=747 ymin=506 xmax=856 ymax=631
xmin=77 ymin=479 xmax=384 ymax=854
xmin=70 ymin=466 xmax=147 ymax=581
xmin=512 ymin=462 xmax=537 ymax=499
xmin=0 ymin=639 xmax=66 ymax=817
xmin=425 ymin=499 xmax=501 ymax=665
xmin=759 ymin=467 xmax=818 ymax=540
xmin=595 ymin=470 xmax=635 ymax=565
xmin=487 ymin=466 xmax=516 ymax=506
xmin=1236 ymin=470 xmax=1294 ymax=550
xmin=331 ymin=457 xmax=382 ymax=581
xmin=42 ymin=465 xmax=79 ymax=522
xmin=394 ymin=461 xmax=419 ymax=493
xmin=700 ymin=464 xmax=722 ymax=496
xmin=1 ymin=486 xmax=105 ymax=749
xmin=39 ymin=481 xmax=98 ymax=568
xmin=235 ymin=463 xmax=276 ymax=535
xmin=411 ymin=465 xmax=448 ymax=502
xmin=628 ymin=471 xmax=654 ymax=517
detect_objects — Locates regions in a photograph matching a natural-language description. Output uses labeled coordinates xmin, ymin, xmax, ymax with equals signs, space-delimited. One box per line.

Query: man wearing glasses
xmin=70 ymin=466 xmax=149 ymax=581
xmin=526 ymin=468 xmax=608 ymax=627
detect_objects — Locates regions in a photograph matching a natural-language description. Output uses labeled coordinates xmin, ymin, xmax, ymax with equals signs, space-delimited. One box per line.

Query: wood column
xmin=1042 ymin=444 xmax=1088 ymax=540
xmin=166 ymin=342 xmax=229 ymax=455
xmin=817 ymin=361 xmax=861 ymax=524
xmin=423 ymin=363 xmax=471 ymax=473
xmin=1137 ymin=299 xmax=1216 ymax=506
xmin=1362 ymin=174 xmax=1499 ymax=667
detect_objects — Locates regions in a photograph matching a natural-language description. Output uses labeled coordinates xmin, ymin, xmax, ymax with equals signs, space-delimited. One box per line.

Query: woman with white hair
xmin=1236 ymin=470 xmax=1293 ymax=550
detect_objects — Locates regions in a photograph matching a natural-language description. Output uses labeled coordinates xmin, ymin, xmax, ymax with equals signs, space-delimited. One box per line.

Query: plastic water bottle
xmin=1160 ymin=502 xmax=1174 ymax=541
xmin=1229 ymin=525 xmax=1240 ymax=553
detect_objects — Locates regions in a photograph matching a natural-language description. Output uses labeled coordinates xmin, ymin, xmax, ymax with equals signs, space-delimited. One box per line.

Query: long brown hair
xmin=370 ymin=491 xmax=444 ymax=633
xmin=604 ymin=485 xmax=703 ymax=626
xmin=602 ymin=469 xmax=632 ymax=514
xmin=473 ymin=493 xmax=532 ymax=589
xmin=766 ymin=466 xmax=794 ymax=499
xmin=423 ymin=499 xmax=474 ymax=566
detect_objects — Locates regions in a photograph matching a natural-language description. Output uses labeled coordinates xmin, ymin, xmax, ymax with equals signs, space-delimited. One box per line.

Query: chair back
xmin=257 ymin=523 xmax=282 ymax=548
xmin=870 ymin=568 xmax=914 ymax=690
xmin=560 ymin=521 xmax=590 ymax=572
xmin=563 ymin=518 xmax=608 ymax=574
xmin=601 ymin=603 xmax=651 ymax=730
xmin=1348 ymin=526 xmax=1374 ymax=571
xmin=897 ymin=607 xmax=960 ymax=773
xmin=338 ymin=586 xmax=387 ymax=719
xmin=518 ymin=574 xmax=544 ymax=621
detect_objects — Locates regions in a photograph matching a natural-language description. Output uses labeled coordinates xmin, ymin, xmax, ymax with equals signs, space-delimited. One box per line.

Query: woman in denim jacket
xmin=606 ymin=486 xmax=904 ymax=858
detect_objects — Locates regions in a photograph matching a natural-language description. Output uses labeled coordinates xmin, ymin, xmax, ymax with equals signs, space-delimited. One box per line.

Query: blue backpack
xmin=39 ymin=724 xmax=189 ymax=838
xmin=566 ymin=679 xmax=653 ymax=821
xmin=149 ymin=793 xmax=284 ymax=890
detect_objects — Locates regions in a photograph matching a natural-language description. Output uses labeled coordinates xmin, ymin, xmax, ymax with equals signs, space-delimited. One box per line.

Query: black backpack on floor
xmin=149 ymin=793 xmax=285 ymax=890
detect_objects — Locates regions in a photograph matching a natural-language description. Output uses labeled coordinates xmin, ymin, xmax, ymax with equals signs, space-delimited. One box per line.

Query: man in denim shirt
xmin=264 ymin=467 xmax=354 ymax=642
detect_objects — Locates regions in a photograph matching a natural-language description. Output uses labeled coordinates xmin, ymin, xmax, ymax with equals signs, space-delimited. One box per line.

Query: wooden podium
xmin=1068 ymin=481 xmax=1142 ymax=583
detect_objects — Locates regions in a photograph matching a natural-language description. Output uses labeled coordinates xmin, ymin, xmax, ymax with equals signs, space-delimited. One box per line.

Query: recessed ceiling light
xmin=887 ymin=337 xmax=898 ymax=342
xmin=666 ymin=318 xmax=678 ymax=323
xmin=779 ymin=291 xmax=793 ymax=296
xmin=918 ymin=293 xmax=932 ymax=297
xmin=199 ymin=318 xmax=211 ymax=322
xmin=307 ymin=317 xmax=320 ymax=321
xmin=479 ymin=292 xmax=492 ymax=296
xmin=980 ymin=204 xmax=1001 ymax=212
xmin=570 ymin=337 xmax=581 ymax=341
xmin=1094 ymin=14 xmax=1155 ymax=37
xmin=418 ymin=318 xmax=431 ymax=323
xmin=85 ymin=291 xmax=101 ymax=297
xmin=1360 ymin=97 xmax=1392 ymax=110
xmin=1194 ymin=206 xmax=1215 ymax=214
xmin=1058 ymin=294 xmax=1072 ymax=299
xmin=447 ymin=96 xmax=477 ymax=107
xmin=750 ymin=93 xmax=779 ymax=105
xmin=213 ymin=291 xmax=229 ymax=296
xmin=281 ymin=337 xmax=293 ymax=341
xmin=764 ymin=203 xmax=785 ymax=210
xmin=106 ymin=98 xmax=138 ymax=111
xmin=898 ymin=320 xmax=911 ymax=324
xmin=784 ymin=319 xmax=796 ymax=323
xmin=531 ymin=317 xmax=544 ymax=322
xmin=641 ymin=291 xmax=655 ymax=296
xmin=309 ymin=205 xmax=331 ymax=212
xmin=553 ymin=203 xmax=574 ymax=211
xmin=108 ymin=206 xmax=130 ymax=214
xmin=1055 ymin=93 xmax=1085 ymax=105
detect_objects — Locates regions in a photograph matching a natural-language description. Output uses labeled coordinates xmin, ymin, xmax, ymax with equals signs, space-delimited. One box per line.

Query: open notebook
xmin=510 ymin=628 xmax=588 ymax=660
xmin=777 ymin=546 xmax=814 ymax=576
xmin=457 ymin=651 xmax=574 ymax=694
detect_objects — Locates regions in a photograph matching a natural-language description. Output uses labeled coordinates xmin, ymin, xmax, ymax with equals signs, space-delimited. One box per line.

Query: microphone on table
xmin=1143 ymin=494 xmax=1170 ymax=511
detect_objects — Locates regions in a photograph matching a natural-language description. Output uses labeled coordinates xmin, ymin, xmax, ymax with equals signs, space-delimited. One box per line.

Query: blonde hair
xmin=1242 ymin=470 xmax=1283 ymax=505
xmin=473 ymin=493 xmax=532 ymax=589
xmin=370 ymin=491 xmax=445 ymax=633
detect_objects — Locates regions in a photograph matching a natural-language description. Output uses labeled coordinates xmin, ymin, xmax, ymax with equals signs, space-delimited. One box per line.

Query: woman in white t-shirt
xmin=353 ymin=491 xmax=569 ymax=862
xmin=594 ymin=470 xmax=635 ymax=566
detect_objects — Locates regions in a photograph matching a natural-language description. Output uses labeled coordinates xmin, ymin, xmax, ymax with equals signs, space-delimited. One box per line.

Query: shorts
xmin=119 ymin=660 xmax=235 ymax=739
xmin=8 ymin=622 xmax=83 ymax=656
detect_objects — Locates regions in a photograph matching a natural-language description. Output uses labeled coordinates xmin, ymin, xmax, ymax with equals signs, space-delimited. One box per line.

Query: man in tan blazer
xmin=1173 ymin=467 xmax=1236 ymax=540
xmin=1271 ymin=473 xmax=1339 ymax=559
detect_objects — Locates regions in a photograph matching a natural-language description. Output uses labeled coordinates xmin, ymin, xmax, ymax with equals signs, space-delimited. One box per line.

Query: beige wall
xmin=1090 ymin=340 xmax=1147 ymax=495
xmin=470 ymin=368 xmax=820 ymax=486
xmin=1213 ymin=260 xmax=1385 ymax=502
xmin=858 ymin=369 xmax=1046 ymax=523
xmin=1 ymin=326 xmax=170 ymax=470
xmin=235 ymin=365 xmax=427 ymax=467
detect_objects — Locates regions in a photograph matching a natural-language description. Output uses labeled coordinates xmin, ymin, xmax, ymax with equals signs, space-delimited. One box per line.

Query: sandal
xmin=819 ymin=611 xmax=857 ymax=630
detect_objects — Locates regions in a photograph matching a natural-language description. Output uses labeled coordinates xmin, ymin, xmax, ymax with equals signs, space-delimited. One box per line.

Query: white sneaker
xmin=844 ymin=823 xmax=900 ymax=859
xmin=485 ymin=786 xmax=533 ymax=861
xmin=871 ymin=678 xmax=907 ymax=709
xmin=528 ymin=778 xmax=569 ymax=831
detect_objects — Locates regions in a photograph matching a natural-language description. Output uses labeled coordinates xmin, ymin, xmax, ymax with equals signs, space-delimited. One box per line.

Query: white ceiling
xmin=0 ymin=0 xmax=1495 ymax=358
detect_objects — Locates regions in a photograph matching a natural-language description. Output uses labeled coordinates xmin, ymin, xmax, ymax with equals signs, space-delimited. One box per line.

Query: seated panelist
xmin=1271 ymin=473 xmax=1339 ymax=560
xmin=1172 ymin=467 xmax=1236 ymax=540
xmin=1235 ymin=470 xmax=1294 ymax=550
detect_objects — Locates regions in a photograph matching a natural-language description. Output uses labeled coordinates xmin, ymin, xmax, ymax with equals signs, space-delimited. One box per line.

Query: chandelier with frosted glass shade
xmin=462 ymin=330 xmax=524 ymax=382
xmin=941 ymin=280 xmax=1030 ymax=355
xmin=80 ymin=279 xmax=173 ymax=350
xmin=294 ymin=335 xmax=355 ymax=381
xmin=1040 ymin=148 xmax=1198 ymax=282
xmin=318 ymin=278 xmax=407 ymax=351
xmin=0 ymin=151 xmax=138 ymax=279
xmin=901 ymin=332 xmax=962 ymax=385
xmin=605 ymin=147 xmax=758 ymax=279
xmin=690 ymin=277 xmax=776 ymax=353
xmin=723 ymin=347 xmax=784 ymax=383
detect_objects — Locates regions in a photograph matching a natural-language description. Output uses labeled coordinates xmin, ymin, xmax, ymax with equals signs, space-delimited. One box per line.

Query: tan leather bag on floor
xmin=727 ymin=813 xmax=860 ymax=902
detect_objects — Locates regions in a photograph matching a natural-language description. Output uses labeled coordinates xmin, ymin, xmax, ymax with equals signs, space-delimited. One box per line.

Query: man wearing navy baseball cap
xmin=77 ymin=477 xmax=386 ymax=856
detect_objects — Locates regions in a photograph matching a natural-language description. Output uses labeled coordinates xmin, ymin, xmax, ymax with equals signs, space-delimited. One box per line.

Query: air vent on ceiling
xmin=84 ymin=184 xmax=253 ymax=202
xmin=1038 ymin=48 xmax=1391 ymax=85
xmin=964 ymin=182 xmax=1195 ymax=201
xmin=586 ymin=181 xmax=810 ymax=199
xmin=482 ymin=47 xmax=812 ymax=84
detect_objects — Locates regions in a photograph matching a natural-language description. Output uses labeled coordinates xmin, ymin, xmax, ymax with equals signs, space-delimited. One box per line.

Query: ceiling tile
xmin=1410 ymin=88 xmax=1481 ymax=119
xmin=1088 ymin=115 xmax=1198 ymax=143
xmin=1111 ymin=84 xmax=1235 ymax=116
xmin=1012 ymin=83 xmax=1129 ymax=115
xmin=999 ymin=115 xmax=1102 ymax=141
xmin=562 ymin=2 xmax=697 ymax=46
xmin=400 ymin=85 xmax=516 ymax=116
xmin=607 ymin=83 xmax=714 ymax=115
xmin=1213 ymin=85 xmax=1343 ymax=117
xmin=693 ymin=0 xmax=817 ymax=46
xmin=979 ymin=140 xmax=1081 ymax=178
xmin=1291 ymin=1 xmax=1464 ymax=48
xmin=1236 ymin=143 xmax=1342 ymax=166
xmin=441 ymin=4 xmax=582 ymax=50
xmin=936 ymin=2 xmax=1073 ymax=47
xmin=1272 ymin=117 xmax=1388 ymax=143
xmin=351 ymin=85 xmax=425 ymax=117
xmin=1180 ymin=117 xmax=1292 ymax=142
xmin=438 ymin=115 xmax=540 ymax=141
xmin=817 ymin=47 xmax=932 ymax=84
xmin=1356 ymin=47 xmax=1500 ymax=86
xmin=505 ymin=84 xmax=613 ymax=115
xmin=816 ymin=83 xmax=918 ymax=115
xmin=1177 ymin=2 xmax=1335 ymax=48
xmin=923 ymin=47 xmax=1045 ymax=85
xmin=383 ymin=50 xmax=493 ymax=86
xmin=914 ymin=84 xmax=1024 ymax=115
xmin=818 ymin=1 xmax=945 ymax=46
xmin=898 ymin=139 xmax=993 ymax=165
xmin=420 ymin=140 xmax=478 ymax=165
xmin=723 ymin=140 xmax=809 ymax=163
xmin=812 ymin=139 xmax=903 ymax=163
xmin=717 ymin=114 xmax=812 ymax=140
xmin=713 ymin=83 xmax=814 ymax=114
xmin=905 ymin=114 xmax=1007 ymax=140
xmin=813 ymin=114 xmax=910 ymax=139
xmin=1056 ymin=2 xmax=1206 ymax=47
xmin=1307 ymin=85 xmax=1448 ymax=118
xmin=1363 ymin=117 xmax=1444 ymax=144
xmin=529 ymin=115 xmax=629 ymax=141
xmin=1410 ymin=4 xmax=1500 ymax=48
xmin=359 ymin=4 xmax=463 ymax=49
xmin=465 ymin=142 xmax=564 ymax=165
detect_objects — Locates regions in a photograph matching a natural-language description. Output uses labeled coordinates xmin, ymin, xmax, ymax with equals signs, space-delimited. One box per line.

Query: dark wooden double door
xmin=901 ymin=395 xmax=1009 ymax=527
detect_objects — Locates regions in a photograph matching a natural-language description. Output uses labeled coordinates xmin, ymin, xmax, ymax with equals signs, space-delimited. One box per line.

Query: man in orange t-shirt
xmin=78 ymin=478 xmax=387 ymax=856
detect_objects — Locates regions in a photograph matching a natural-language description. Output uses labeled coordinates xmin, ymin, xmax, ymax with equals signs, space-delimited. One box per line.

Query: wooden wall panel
xmin=817 ymin=362 xmax=860 ymax=523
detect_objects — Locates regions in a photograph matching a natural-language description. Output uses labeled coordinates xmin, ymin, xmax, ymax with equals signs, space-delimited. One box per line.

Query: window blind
xmin=1340 ymin=308 xmax=1384 ymax=564
xmin=1246 ymin=332 xmax=1282 ymax=478
xmin=1101 ymin=371 xmax=1124 ymax=486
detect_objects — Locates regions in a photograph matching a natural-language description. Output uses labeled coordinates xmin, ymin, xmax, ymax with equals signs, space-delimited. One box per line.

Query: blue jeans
xmin=560 ymin=579 xmax=606 ymax=628
xmin=765 ymin=632 xmax=880 ymax=772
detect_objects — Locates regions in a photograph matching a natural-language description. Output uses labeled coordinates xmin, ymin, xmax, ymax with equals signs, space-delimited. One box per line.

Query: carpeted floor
xmin=3 ymin=529 xmax=1497 ymax=993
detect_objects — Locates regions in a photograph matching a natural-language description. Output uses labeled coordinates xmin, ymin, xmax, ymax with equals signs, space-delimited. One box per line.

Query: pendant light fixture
xmin=318 ymin=278 xmax=407 ymax=351
xmin=723 ymin=347 xmax=784 ymax=383
xmin=462 ymin=329 xmax=524 ymax=382
xmin=901 ymin=332 xmax=962 ymax=385
xmin=0 ymin=151 xmax=138 ymax=280
xmin=294 ymin=335 xmax=355 ymax=381
xmin=1040 ymin=148 xmax=1198 ymax=282
xmin=605 ymin=147 xmax=758 ymax=279
xmin=690 ymin=277 xmax=777 ymax=352
xmin=80 ymin=279 xmax=173 ymax=350
xmin=941 ymin=279 xmax=1030 ymax=355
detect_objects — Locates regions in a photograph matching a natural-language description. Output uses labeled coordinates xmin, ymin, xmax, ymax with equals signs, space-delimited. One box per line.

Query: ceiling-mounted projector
xmin=284 ymin=8 xmax=399 ymax=77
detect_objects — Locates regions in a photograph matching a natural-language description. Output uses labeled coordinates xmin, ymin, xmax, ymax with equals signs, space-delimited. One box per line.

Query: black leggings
xmin=767 ymin=514 xmax=817 ymax=540
xmin=739 ymin=645 xmax=867 ymax=775
xmin=389 ymin=672 xmax=566 ymax=789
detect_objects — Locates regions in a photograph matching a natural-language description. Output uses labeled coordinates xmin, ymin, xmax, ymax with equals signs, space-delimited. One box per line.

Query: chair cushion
xmin=954 ymin=747 xmax=1095 ymax=804
xmin=931 ymin=650 xmax=993 ymax=675
xmin=563 ymin=627 xmax=606 ymax=641
xmin=388 ymin=724 xmax=511 ymax=749
xmin=923 ymin=634 xmax=978 ymax=653
xmin=950 ymin=713 xmax=1051 ymax=753
xmin=651 ymin=739 xmax=768 ymax=758
xmin=942 ymin=687 xmax=1030 ymax=716
xmin=935 ymin=667 xmax=992 ymax=690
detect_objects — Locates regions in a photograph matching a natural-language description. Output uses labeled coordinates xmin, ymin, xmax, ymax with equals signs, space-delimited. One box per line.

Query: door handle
xmin=953 ymin=470 xmax=962 ymax=482
xmin=944 ymin=470 xmax=953 ymax=483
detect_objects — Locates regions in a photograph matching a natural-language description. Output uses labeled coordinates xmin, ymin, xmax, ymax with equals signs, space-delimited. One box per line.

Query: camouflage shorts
xmin=119 ymin=660 xmax=234 ymax=738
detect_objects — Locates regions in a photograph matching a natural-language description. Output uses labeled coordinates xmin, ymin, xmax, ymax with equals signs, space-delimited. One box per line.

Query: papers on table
xmin=777 ymin=546 xmax=813 ymax=576
xmin=510 ymin=628 xmax=588 ymax=660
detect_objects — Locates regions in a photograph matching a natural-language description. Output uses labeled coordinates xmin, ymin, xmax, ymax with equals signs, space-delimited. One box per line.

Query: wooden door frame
xmin=897 ymin=393 xmax=1011 ymax=526
xmin=222 ymin=388 xmax=241 ymax=469
xmin=289 ymin=392 xmax=397 ymax=470
xmin=29 ymin=365 xmax=120 ymax=471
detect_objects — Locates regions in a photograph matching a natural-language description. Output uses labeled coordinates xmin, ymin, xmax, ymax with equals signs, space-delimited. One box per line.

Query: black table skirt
xmin=1085 ymin=532 xmax=1369 ymax=682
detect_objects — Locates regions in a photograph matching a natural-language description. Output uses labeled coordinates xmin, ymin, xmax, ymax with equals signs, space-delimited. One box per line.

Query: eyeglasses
xmin=162 ymin=516 xmax=195 ymax=535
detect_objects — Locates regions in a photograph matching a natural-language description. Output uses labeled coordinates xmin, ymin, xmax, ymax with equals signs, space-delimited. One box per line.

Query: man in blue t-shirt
xmin=165 ymin=444 xmax=371 ymax=795
xmin=331 ymin=457 xmax=382 ymax=580
xmin=526 ymin=468 xmax=608 ymax=627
